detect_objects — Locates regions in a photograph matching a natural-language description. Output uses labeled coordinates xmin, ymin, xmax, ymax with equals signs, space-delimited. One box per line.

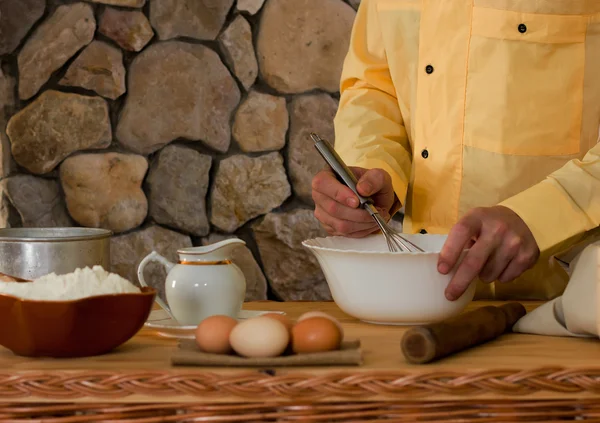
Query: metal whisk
xmin=310 ymin=133 xmax=424 ymax=253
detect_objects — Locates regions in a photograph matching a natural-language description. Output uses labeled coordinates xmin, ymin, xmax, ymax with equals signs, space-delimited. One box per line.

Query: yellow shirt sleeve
xmin=500 ymin=142 xmax=600 ymax=258
xmin=333 ymin=0 xmax=412 ymax=206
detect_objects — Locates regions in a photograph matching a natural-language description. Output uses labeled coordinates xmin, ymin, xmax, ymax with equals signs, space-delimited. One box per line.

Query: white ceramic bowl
xmin=302 ymin=234 xmax=475 ymax=325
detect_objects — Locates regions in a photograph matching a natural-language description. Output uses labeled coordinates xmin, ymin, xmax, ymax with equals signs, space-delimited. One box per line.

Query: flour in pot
xmin=0 ymin=266 xmax=141 ymax=300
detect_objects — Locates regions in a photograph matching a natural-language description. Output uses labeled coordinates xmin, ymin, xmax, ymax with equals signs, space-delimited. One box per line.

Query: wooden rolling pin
xmin=401 ymin=302 xmax=526 ymax=364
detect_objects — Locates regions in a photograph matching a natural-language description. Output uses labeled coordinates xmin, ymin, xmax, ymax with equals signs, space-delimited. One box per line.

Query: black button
xmin=518 ymin=23 xmax=527 ymax=33
xmin=419 ymin=229 xmax=427 ymax=234
xmin=425 ymin=65 xmax=434 ymax=74
xmin=421 ymin=149 xmax=429 ymax=159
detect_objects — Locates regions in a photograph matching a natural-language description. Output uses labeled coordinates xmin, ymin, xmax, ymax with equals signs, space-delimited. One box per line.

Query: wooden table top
xmin=1 ymin=301 xmax=600 ymax=403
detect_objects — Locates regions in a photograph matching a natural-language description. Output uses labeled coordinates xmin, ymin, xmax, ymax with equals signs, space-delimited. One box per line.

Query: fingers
xmin=444 ymin=231 xmax=500 ymax=300
xmin=312 ymin=167 xmax=395 ymax=238
xmin=438 ymin=215 xmax=481 ymax=275
xmin=478 ymin=252 xmax=509 ymax=284
xmin=320 ymin=220 xmax=379 ymax=238
xmin=314 ymin=206 xmax=378 ymax=236
xmin=497 ymin=249 xmax=538 ymax=283
xmin=479 ymin=235 xmax=521 ymax=283
xmin=439 ymin=205 xmax=541 ymax=302
xmin=356 ymin=168 xmax=393 ymax=197
xmin=322 ymin=223 xmax=335 ymax=234
xmin=312 ymin=191 xmax=373 ymax=224
xmin=342 ymin=226 xmax=381 ymax=238
xmin=312 ymin=169 xmax=360 ymax=208
xmin=356 ymin=169 xmax=396 ymax=213
xmin=312 ymin=170 xmax=376 ymax=236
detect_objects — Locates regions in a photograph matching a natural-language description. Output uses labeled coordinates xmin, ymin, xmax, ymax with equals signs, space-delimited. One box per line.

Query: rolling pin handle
xmin=401 ymin=302 xmax=526 ymax=365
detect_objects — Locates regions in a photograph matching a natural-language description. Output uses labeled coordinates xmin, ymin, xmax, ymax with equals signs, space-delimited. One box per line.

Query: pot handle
xmin=137 ymin=251 xmax=175 ymax=318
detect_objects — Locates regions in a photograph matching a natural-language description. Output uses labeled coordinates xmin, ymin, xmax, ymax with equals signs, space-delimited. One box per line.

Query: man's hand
xmin=438 ymin=206 xmax=540 ymax=301
xmin=312 ymin=167 xmax=396 ymax=238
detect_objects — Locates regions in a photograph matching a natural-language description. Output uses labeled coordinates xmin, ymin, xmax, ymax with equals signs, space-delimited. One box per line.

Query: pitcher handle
xmin=137 ymin=251 xmax=176 ymax=319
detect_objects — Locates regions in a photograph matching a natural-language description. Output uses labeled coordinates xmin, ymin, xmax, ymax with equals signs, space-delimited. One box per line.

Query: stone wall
xmin=0 ymin=0 xmax=361 ymax=302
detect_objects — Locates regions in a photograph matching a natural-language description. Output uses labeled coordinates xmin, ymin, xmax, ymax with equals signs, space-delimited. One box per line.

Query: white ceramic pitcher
xmin=137 ymin=239 xmax=246 ymax=325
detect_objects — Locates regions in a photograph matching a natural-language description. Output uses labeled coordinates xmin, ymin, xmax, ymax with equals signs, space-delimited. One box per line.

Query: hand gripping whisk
xmin=310 ymin=133 xmax=424 ymax=253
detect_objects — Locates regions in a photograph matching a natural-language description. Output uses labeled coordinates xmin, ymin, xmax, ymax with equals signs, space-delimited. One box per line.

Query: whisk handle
xmin=310 ymin=133 xmax=372 ymax=206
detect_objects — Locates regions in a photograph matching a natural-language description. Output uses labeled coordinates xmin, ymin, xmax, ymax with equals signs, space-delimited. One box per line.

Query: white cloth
xmin=513 ymin=242 xmax=600 ymax=338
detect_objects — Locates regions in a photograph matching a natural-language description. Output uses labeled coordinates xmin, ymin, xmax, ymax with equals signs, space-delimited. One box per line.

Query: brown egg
xmin=291 ymin=317 xmax=342 ymax=354
xmin=263 ymin=313 xmax=293 ymax=333
xmin=297 ymin=311 xmax=344 ymax=338
xmin=194 ymin=315 xmax=238 ymax=354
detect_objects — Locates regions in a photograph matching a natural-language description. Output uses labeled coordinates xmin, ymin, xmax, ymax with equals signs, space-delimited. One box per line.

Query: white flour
xmin=0 ymin=266 xmax=140 ymax=300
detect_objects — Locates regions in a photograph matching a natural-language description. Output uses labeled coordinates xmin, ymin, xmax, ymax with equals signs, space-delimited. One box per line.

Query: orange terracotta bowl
xmin=0 ymin=287 xmax=156 ymax=358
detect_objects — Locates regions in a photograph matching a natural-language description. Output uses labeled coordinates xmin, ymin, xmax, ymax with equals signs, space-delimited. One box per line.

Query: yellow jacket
xmin=334 ymin=0 xmax=600 ymax=300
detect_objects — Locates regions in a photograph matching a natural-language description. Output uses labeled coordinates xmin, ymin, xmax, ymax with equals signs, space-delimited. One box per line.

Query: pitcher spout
xmin=177 ymin=238 xmax=246 ymax=263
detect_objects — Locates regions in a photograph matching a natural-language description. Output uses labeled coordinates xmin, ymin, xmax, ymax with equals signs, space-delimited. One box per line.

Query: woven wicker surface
xmin=2 ymin=367 xmax=600 ymax=401
xmin=1 ymin=301 xmax=600 ymax=404
xmin=2 ymin=400 xmax=600 ymax=422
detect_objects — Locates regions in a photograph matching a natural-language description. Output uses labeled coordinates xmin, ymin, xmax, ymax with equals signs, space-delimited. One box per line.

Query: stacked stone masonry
xmin=0 ymin=0 xmax=363 ymax=301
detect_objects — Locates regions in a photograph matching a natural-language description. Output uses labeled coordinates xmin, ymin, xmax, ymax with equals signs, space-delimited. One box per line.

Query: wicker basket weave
xmin=1 ymin=367 xmax=600 ymax=400
xmin=2 ymin=302 xmax=600 ymax=422
xmin=1 ymin=400 xmax=600 ymax=422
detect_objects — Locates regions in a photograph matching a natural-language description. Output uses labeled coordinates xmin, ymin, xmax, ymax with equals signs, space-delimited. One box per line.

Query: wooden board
xmin=1 ymin=301 xmax=599 ymax=403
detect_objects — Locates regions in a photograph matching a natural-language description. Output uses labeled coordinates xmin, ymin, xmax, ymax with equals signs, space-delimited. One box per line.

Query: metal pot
xmin=0 ymin=228 xmax=112 ymax=280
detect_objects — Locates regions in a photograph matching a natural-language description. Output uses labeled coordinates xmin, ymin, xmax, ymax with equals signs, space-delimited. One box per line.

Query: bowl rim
xmin=302 ymin=235 xmax=449 ymax=255
xmin=0 ymin=227 xmax=113 ymax=242
xmin=0 ymin=286 xmax=156 ymax=304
